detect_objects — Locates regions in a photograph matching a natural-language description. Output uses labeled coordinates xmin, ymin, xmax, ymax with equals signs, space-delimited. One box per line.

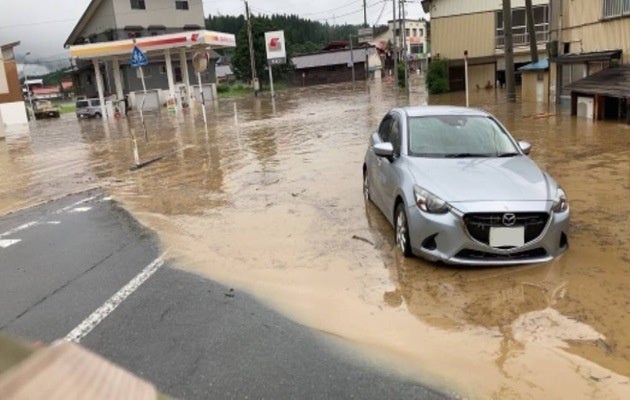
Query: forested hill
xmin=206 ymin=14 xmax=385 ymax=54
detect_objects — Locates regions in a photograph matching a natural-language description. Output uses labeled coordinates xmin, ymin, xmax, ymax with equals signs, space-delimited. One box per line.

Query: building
xmin=547 ymin=0 xmax=630 ymax=121
xmin=0 ymin=41 xmax=28 ymax=131
xmin=518 ymin=58 xmax=549 ymax=103
xmin=422 ymin=0 xmax=550 ymax=91
xmin=64 ymin=0 xmax=236 ymax=117
xmin=290 ymin=44 xmax=375 ymax=86
xmin=374 ymin=18 xmax=430 ymax=71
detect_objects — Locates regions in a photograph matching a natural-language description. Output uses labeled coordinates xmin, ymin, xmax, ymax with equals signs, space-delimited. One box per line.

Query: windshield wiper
xmin=443 ymin=153 xmax=492 ymax=158
xmin=496 ymin=152 xmax=520 ymax=157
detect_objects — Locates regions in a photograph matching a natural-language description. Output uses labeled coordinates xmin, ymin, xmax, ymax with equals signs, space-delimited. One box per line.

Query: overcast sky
xmin=0 ymin=0 xmax=425 ymax=63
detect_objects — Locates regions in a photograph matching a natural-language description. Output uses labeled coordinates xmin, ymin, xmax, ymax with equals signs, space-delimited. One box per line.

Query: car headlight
xmin=552 ymin=187 xmax=569 ymax=213
xmin=413 ymin=185 xmax=449 ymax=214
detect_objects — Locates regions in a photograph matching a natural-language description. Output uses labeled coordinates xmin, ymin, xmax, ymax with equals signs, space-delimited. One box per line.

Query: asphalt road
xmin=0 ymin=190 xmax=451 ymax=399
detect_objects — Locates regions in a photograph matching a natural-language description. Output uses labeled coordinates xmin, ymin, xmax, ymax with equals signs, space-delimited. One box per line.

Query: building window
xmin=419 ymin=28 xmax=424 ymax=37
xmin=603 ymin=0 xmax=630 ymax=18
xmin=136 ymin=66 xmax=151 ymax=78
xmin=176 ymin=1 xmax=189 ymax=10
xmin=410 ymin=44 xmax=424 ymax=54
xmin=130 ymin=0 xmax=146 ymax=10
xmin=496 ymin=5 xmax=549 ymax=48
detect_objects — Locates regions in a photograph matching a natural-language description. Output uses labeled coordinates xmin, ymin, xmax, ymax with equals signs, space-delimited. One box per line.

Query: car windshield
xmin=407 ymin=115 xmax=519 ymax=157
xmin=76 ymin=101 xmax=89 ymax=108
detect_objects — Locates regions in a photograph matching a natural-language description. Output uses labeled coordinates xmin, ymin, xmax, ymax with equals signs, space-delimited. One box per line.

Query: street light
xmin=23 ymin=52 xmax=34 ymax=119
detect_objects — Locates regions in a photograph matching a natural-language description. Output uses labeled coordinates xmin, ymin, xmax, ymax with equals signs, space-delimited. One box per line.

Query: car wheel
xmin=95 ymin=112 xmax=102 ymax=118
xmin=395 ymin=203 xmax=412 ymax=257
xmin=363 ymin=169 xmax=370 ymax=201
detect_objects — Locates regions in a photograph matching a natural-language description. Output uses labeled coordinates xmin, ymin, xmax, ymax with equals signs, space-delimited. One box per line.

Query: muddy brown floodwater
xmin=1 ymin=77 xmax=629 ymax=399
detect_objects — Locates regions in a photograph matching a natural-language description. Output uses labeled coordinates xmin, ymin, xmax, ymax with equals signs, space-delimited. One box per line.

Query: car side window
xmin=378 ymin=117 xmax=392 ymax=143
xmin=390 ymin=116 xmax=401 ymax=155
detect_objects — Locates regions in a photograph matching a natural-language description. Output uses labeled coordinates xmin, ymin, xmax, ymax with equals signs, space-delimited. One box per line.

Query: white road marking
xmin=0 ymin=239 xmax=21 ymax=248
xmin=0 ymin=221 xmax=38 ymax=238
xmin=101 ymin=197 xmax=113 ymax=201
xmin=45 ymin=221 xmax=61 ymax=225
xmin=54 ymin=195 xmax=99 ymax=214
xmin=69 ymin=207 xmax=92 ymax=213
xmin=64 ymin=253 xmax=167 ymax=343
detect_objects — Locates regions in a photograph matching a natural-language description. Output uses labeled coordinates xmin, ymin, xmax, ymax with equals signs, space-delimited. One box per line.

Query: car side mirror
xmin=519 ymin=141 xmax=532 ymax=155
xmin=373 ymin=142 xmax=394 ymax=157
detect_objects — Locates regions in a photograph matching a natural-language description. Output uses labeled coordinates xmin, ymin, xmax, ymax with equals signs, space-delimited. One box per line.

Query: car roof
xmin=397 ymin=105 xmax=491 ymax=118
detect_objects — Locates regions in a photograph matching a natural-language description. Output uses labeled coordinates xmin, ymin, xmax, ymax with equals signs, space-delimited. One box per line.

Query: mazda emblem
xmin=502 ymin=213 xmax=517 ymax=227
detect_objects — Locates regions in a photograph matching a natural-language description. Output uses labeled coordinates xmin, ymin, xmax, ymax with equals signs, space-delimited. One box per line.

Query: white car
xmin=363 ymin=106 xmax=570 ymax=265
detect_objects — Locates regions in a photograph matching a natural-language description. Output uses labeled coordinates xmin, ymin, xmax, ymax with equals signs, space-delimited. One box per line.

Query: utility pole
xmin=350 ymin=34 xmax=356 ymax=88
xmin=502 ymin=0 xmax=516 ymax=102
xmin=23 ymin=52 xmax=34 ymax=120
xmin=245 ymin=1 xmax=259 ymax=95
xmin=392 ymin=0 xmax=398 ymax=87
xmin=525 ymin=0 xmax=538 ymax=64
xmin=401 ymin=0 xmax=408 ymax=91
xmin=363 ymin=0 xmax=367 ymax=27
xmin=363 ymin=0 xmax=369 ymax=80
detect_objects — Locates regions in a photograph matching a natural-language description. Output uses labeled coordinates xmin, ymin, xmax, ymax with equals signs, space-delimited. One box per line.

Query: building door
xmin=449 ymin=66 xmax=465 ymax=91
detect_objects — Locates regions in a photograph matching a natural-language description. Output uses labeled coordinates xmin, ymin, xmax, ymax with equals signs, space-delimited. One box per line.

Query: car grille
xmin=456 ymin=248 xmax=548 ymax=261
xmin=463 ymin=212 xmax=549 ymax=245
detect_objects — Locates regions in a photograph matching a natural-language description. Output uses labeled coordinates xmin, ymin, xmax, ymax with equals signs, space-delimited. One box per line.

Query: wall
xmin=122 ymin=61 xmax=216 ymax=93
xmin=0 ymin=60 xmax=7 ymax=94
xmin=470 ymin=64 xmax=497 ymax=90
xmin=562 ymin=0 xmax=630 ymax=63
xmin=291 ymin=63 xmax=367 ymax=86
xmin=113 ymin=0 xmax=204 ymax=31
xmin=521 ymin=71 xmax=549 ymax=102
xmin=432 ymin=12 xmax=496 ymax=59
xmin=81 ymin=0 xmax=117 ymax=41
xmin=428 ymin=0 xmax=549 ymax=18
xmin=0 ymin=60 xmax=23 ymax=103
xmin=0 ymin=102 xmax=28 ymax=126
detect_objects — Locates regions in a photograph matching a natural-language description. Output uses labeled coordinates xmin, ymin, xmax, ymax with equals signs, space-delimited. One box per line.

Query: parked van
xmin=75 ymin=98 xmax=102 ymax=119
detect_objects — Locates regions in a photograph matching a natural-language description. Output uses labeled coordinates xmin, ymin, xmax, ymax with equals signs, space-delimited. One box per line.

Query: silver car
xmin=363 ymin=106 xmax=569 ymax=265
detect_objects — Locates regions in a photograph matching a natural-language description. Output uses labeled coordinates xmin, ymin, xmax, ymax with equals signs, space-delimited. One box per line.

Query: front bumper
xmin=405 ymin=201 xmax=569 ymax=266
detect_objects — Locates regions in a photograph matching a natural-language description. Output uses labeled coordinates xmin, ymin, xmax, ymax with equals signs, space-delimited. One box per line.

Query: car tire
xmin=395 ymin=203 xmax=412 ymax=257
xmin=95 ymin=112 xmax=102 ymax=118
xmin=363 ymin=169 xmax=370 ymax=201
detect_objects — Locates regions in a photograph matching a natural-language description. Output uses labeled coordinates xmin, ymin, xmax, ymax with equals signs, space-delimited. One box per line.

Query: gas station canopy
xmin=69 ymin=30 xmax=236 ymax=60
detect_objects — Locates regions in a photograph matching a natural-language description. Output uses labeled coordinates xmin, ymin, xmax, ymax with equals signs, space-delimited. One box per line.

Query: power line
xmin=250 ymin=0 xmax=387 ymax=25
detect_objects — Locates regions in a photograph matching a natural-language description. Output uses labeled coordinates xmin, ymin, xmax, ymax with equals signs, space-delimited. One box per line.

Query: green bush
xmin=426 ymin=58 xmax=450 ymax=94
xmin=397 ymin=63 xmax=406 ymax=88
xmin=216 ymin=84 xmax=230 ymax=93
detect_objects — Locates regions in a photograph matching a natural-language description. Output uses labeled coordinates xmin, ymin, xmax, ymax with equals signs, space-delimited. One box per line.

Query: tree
xmin=232 ymin=16 xmax=275 ymax=84
xmin=525 ymin=0 xmax=538 ymax=64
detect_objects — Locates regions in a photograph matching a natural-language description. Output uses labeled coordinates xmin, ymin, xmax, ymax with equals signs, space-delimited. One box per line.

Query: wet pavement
xmin=0 ymin=76 xmax=629 ymax=399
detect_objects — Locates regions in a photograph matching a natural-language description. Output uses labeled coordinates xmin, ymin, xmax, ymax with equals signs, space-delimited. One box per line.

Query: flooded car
xmin=33 ymin=100 xmax=60 ymax=119
xmin=363 ymin=106 xmax=570 ymax=265
xmin=75 ymin=98 xmax=102 ymax=119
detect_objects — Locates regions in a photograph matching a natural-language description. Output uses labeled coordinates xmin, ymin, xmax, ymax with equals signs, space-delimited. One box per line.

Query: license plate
xmin=489 ymin=226 xmax=524 ymax=247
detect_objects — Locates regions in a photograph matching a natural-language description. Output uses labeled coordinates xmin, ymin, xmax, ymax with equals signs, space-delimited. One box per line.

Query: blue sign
xmin=130 ymin=45 xmax=148 ymax=68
